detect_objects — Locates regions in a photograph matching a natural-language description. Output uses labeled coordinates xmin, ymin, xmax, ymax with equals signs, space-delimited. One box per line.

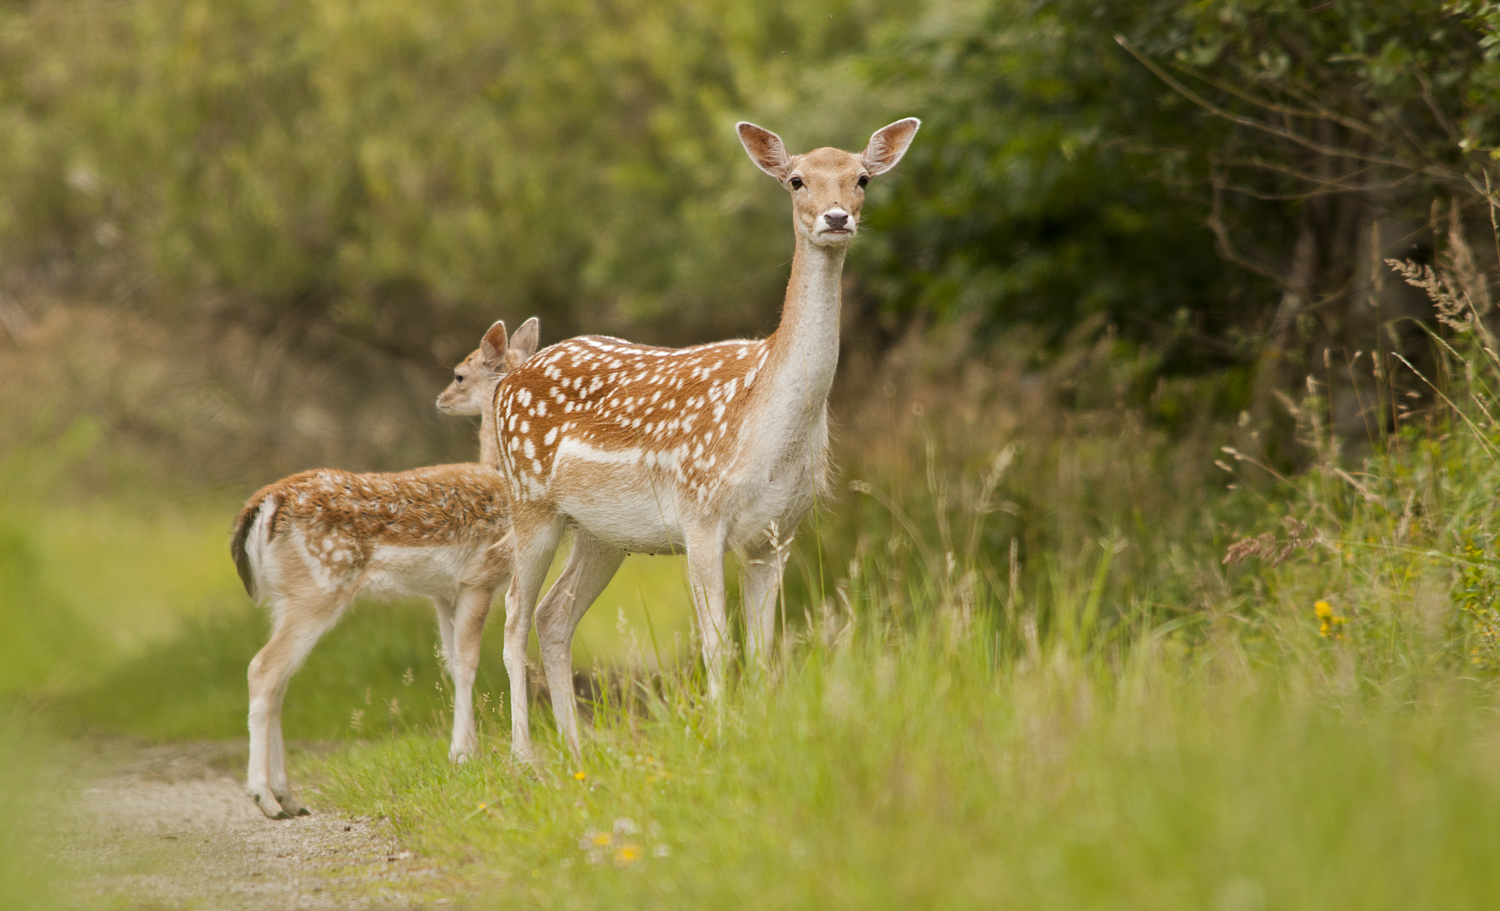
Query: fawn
xmin=490 ymin=119 xmax=920 ymax=761
xmin=231 ymin=318 xmax=536 ymax=819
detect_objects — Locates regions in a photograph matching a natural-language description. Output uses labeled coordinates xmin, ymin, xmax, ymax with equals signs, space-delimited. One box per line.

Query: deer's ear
xmin=737 ymin=122 xmax=792 ymax=179
xmin=861 ymin=117 xmax=920 ymax=177
xmin=509 ymin=317 xmax=540 ymax=363
xmin=480 ymin=321 xmax=509 ymax=371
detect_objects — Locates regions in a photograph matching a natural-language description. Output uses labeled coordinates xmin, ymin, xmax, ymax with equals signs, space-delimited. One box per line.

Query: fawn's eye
xmin=454 ymin=373 xmax=464 ymax=383
xmin=857 ymin=174 xmax=869 ymax=188
xmin=789 ymin=176 xmax=804 ymax=190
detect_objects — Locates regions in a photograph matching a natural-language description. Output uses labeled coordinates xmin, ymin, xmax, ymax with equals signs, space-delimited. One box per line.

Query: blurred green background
xmin=4 ymin=0 xmax=1500 ymax=786
xmin=6 ymin=0 xmax=1500 ymax=906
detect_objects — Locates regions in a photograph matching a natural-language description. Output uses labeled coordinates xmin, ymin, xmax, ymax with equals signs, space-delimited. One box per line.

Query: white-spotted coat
xmin=231 ymin=318 xmax=536 ymax=819
xmin=493 ymin=119 xmax=921 ymax=762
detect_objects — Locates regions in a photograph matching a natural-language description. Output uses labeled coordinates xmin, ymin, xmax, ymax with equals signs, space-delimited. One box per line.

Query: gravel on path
xmin=59 ymin=740 xmax=457 ymax=910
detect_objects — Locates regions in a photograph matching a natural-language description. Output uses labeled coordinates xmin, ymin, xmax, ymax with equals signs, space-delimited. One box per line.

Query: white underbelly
xmin=549 ymin=436 xmax=819 ymax=555
xmin=360 ymin=544 xmax=470 ymax=600
xmin=551 ymin=448 xmax=686 ymax=554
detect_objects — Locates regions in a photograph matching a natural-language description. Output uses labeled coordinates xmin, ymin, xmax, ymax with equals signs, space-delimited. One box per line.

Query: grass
xmin=304 ymin=601 xmax=1500 ymax=908
xmin=313 ymin=631 xmax=1500 ymax=910
xmin=0 ymin=707 xmax=68 ymax=911
xmin=303 ymin=264 xmax=1500 ymax=907
xmin=6 ymin=252 xmax=1500 ymax=906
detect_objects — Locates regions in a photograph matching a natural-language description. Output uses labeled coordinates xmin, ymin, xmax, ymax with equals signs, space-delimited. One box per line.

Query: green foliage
xmin=859 ymin=1 xmax=1252 ymax=356
xmin=0 ymin=0 xmax=920 ymax=354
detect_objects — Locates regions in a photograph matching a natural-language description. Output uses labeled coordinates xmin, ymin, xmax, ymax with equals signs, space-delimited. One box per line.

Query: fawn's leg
xmin=433 ymin=593 xmax=459 ymax=681
xmin=247 ymin=592 xmax=344 ymax=819
xmin=503 ymin=513 xmax=562 ymax=764
xmin=447 ymin=584 xmax=493 ymax=762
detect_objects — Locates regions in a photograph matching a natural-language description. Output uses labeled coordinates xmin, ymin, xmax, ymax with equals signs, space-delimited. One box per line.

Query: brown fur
xmin=239 ymin=464 xmax=509 ymax=569
xmin=234 ymin=320 xmax=539 ymax=819
xmin=488 ymin=120 xmax=919 ymax=764
xmin=495 ymin=335 xmax=770 ymax=504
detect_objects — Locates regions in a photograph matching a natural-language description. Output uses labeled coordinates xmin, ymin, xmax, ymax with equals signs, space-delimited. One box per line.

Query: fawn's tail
xmin=229 ymin=490 xmax=280 ymax=601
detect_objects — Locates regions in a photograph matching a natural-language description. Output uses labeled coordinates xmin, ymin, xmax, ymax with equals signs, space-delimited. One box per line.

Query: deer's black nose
xmin=825 ymin=212 xmax=849 ymax=230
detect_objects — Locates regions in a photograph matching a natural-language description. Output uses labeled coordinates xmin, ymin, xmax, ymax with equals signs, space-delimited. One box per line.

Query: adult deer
xmin=231 ymin=318 xmax=536 ymax=819
xmin=493 ymin=118 xmax=920 ymax=761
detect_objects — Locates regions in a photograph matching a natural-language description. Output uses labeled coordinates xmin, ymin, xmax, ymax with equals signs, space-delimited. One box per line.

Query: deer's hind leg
xmin=535 ymin=531 xmax=626 ymax=763
xmin=741 ymin=536 xmax=791 ymax=669
xmin=247 ymin=588 xmax=349 ymax=819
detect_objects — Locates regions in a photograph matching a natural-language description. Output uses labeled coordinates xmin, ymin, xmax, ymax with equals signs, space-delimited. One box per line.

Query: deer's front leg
xmin=685 ymin=526 xmax=731 ymax=701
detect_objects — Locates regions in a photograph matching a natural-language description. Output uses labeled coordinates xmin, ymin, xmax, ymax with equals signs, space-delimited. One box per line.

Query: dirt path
xmin=58 ymin=740 xmax=454 ymax=909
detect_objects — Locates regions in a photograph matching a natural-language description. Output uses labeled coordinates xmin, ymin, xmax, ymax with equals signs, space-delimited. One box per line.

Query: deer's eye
xmin=454 ymin=374 xmax=464 ymax=383
xmin=857 ymin=174 xmax=869 ymax=188
xmin=789 ymin=176 xmax=804 ymax=190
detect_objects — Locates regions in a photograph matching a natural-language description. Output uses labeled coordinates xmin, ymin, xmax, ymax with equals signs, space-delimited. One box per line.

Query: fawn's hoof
xmin=251 ymin=789 xmax=310 ymax=819
xmin=251 ymin=791 xmax=291 ymax=820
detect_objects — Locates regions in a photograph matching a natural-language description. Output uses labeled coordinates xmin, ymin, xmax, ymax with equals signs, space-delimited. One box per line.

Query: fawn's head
xmin=437 ymin=317 xmax=540 ymax=415
xmin=737 ymin=118 xmax=920 ymax=247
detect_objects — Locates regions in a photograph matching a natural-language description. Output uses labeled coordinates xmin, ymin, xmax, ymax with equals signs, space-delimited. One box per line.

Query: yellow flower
xmin=574 ymin=770 xmax=587 ymax=781
xmin=1314 ymin=600 xmax=1333 ymax=620
xmin=593 ymin=831 xmax=613 ymax=847
xmin=615 ymin=843 xmax=642 ymax=866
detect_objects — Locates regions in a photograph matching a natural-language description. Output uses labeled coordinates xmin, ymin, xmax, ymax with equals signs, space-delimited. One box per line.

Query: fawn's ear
xmin=509 ymin=317 xmax=540 ymax=363
xmin=480 ymin=321 xmax=509 ymax=371
xmin=737 ymin=122 xmax=792 ymax=179
xmin=861 ymin=118 xmax=920 ymax=177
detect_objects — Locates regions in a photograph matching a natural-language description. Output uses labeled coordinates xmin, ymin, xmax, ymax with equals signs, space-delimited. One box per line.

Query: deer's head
xmin=437 ymin=317 xmax=540 ymax=415
xmin=737 ymin=118 xmax=920 ymax=247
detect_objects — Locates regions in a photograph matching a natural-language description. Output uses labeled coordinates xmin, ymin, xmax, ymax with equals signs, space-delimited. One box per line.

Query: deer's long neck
xmin=479 ymin=387 xmax=500 ymax=467
xmin=759 ymin=236 xmax=846 ymax=427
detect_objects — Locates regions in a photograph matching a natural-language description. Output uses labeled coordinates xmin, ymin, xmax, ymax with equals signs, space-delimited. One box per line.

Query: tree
xmin=861 ymin=0 xmax=1500 ymax=451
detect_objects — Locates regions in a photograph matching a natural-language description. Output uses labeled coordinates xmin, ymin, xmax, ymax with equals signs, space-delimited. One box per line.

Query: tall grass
xmin=313 ymin=602 xmax=1500 ymax=910
xmin=5 ymin=228 xmax=1500 ymax=907
xmin=304 ymin=248 xmax=1500 ymax=907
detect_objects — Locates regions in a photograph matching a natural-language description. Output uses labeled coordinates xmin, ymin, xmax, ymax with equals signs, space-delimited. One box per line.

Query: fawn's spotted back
xmin=232 ymin=464 xmax=509 ymax=597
